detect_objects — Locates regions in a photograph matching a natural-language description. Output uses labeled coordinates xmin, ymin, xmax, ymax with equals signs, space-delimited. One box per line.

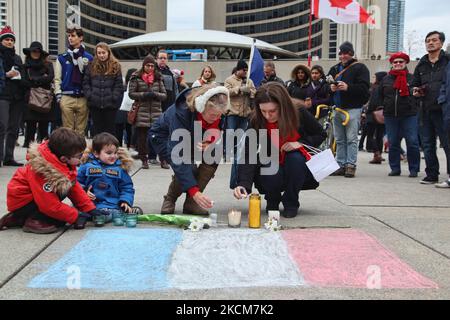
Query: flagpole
xmin=308 ymin=0 xmax=313 ymax=67
xmin=247 ymin=38 xmax=256 ymax=87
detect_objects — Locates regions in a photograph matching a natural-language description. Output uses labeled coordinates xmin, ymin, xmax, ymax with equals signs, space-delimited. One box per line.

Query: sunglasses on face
xmin=392 ymin=60 xmax=405 ymax=64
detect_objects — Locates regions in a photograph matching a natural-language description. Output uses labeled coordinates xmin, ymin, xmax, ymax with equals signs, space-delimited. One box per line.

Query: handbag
xmin=304 ymin=145 xmax=340 ymax=182
xmin=372 ymin=109 xmax=385 ymax=125
xmin=120 ymin=82 xmax=134 ymax=112
xmin=28 ymin=87 xmax=53 ymax=113
xmin=27 ymin=69 xmax=53 ymax=113
xmin=127 ymin=102 xmax=140 ymax=125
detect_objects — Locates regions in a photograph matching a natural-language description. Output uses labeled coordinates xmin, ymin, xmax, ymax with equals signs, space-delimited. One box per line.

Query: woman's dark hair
xmin=375 ymin=71 xmax=388 ymax=85
xmin=253 ymin=82 xmax=299 ymax=138
xmin=311 ymin=65 xmax=325 ymax=79
xmin=136 ymin=54 xmax=161 ymax=81
xmin=48 ymin=128 xmax=86 ymax=158
xmin=92 ymin=132 xmax=119 ymax=154
xmin=290 ymin=64 xmax=311 ymax=84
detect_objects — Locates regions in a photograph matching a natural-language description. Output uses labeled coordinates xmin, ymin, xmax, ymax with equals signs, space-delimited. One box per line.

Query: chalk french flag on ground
xmin=312 ymin=0 xmax=375 ymax=25
xmin=28 ymin=228 xmax=438 ymax=292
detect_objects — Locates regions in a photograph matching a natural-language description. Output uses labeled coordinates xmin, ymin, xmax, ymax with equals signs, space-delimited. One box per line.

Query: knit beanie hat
xmin=236 ymin=60 xmax=248 ymax=71
xmin=339 ymin=41 xmax=354 ymax=56
xmin=0 ymin=25 xmax=16 ymax=42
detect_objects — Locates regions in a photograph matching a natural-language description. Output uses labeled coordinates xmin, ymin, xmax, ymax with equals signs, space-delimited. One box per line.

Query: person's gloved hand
xmin=145 ymin=91 xmax=156 ymax=99
xmin=240 ymin=86 xmax=251 ymax=95
xmin=74 ymin=209 xmax=108 ymax=230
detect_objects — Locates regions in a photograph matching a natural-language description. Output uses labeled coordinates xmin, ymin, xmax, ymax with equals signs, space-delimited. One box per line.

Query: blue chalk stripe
xmin=28 ymin=229 xmax=183 ymax=292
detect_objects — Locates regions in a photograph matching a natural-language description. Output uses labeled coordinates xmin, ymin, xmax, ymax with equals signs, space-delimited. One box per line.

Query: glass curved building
xmin=222 ymin=0 xmax=326 ymax=58
xmin=77 ymin=0 xmax=166 ymax=50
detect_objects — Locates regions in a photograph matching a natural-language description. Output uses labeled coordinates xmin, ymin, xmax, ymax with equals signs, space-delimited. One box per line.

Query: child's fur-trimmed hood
xmin=80 ymin=146 xmax=133 ymax=172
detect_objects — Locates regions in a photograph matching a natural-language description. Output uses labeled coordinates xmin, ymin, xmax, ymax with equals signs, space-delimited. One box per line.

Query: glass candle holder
xmin=112 ymin=214 xmax=125 ymax=226
xmin=228 ymin=210 xmax=241 ymax=228
xmin=94 ymin=215 xmax=106 ymax=227
xmin=125 ymin=214 xmax=138 ymax=228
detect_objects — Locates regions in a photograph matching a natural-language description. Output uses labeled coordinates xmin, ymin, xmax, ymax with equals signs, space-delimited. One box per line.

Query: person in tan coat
xmin=128 ymin=55 xmax=167 ymax=169
xmin=224 ymin=60 xmax=256 ymax=188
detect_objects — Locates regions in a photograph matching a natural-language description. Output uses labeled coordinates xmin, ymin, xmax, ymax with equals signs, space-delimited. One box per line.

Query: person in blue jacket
xmin=77 ymin=132 xmax=135 ymax=223
xmin=149 ymin=84 xmax=230 ymax=215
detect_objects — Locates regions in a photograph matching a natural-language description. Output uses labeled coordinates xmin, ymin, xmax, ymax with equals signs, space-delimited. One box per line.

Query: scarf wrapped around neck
xmin=142 ymin=71 xmax=154 ymax=85
xmin=0 ymin=44 xmax=16 ymax=72
xmin=389 ymin=69 xmax=410 ymax=97
xmin=196 ymin=112 xmax=221 ymax=143
xmin=67 ymin=45 xmax=86 ymax=86
xmin=266 ymin=121 xmax=311 ymax=165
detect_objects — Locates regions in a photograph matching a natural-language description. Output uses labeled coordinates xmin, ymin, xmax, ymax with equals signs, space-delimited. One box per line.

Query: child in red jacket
xmin=1 ymin=128 xmax=105 ymax=234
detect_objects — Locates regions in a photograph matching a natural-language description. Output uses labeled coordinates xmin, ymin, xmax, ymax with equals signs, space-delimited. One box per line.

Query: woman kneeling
xmin=233 ymin=82 xmax=326 ymax=218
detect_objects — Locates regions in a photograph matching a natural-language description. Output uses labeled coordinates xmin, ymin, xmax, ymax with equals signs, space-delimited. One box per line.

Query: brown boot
xmin=22 ymin=217 xmax=59 ymax=234
xmin=369 ymin=151 xmax=382 ymax=164
xmin=161 ymin=175 xmax=183 ymax=214
xmin=141 ymin=155 xmax=149 ymax=169
xmin=344 ymin=164 xmax=356 ymax=178
xmin=183 ymin=164 xmax=218 ymax=215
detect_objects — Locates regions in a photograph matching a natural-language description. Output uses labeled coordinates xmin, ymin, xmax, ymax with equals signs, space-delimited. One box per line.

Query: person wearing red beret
xmin=380 ymin=52 xmax=420 ymax=178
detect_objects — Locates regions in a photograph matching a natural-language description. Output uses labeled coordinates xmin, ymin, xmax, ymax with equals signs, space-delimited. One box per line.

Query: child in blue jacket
xmin=77 ymin=133 xmax=135 ymax=223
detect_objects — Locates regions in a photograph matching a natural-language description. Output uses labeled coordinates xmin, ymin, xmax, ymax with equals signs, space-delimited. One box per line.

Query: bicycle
xmin=315 ymin=104 xmax=350 ymax=155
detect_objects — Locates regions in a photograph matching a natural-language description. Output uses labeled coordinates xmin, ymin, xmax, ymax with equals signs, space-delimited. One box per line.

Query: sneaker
xmin=281 ymin=208 xmax=298 ymax=218
xmin=408 ymin=172 xmax=418 ymax=178
xmin=435 ymin=180 xmax=450 ymax=188
xmin=388 ymin=171 xmax=401 ymax=176
xmin=420 ymin=176 xmax=439 ymax=185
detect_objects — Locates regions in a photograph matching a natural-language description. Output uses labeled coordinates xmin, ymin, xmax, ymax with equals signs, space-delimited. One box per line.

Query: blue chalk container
xmin=125 ymin=214 xmax=138 ymax=228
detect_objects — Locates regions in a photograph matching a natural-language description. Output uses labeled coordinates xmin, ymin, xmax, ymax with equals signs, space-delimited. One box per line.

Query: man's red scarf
xmin=266 ymin=121 xmax=311 ymax=165
xmin=389 ymin=69 xmax=409 ymax=97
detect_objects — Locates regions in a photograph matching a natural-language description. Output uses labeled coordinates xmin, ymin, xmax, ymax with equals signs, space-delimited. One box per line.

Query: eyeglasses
xmin=145 ymin=64 xmax=155 ymax=68
xmin=392 ymin=60 xmax=406 ymax=64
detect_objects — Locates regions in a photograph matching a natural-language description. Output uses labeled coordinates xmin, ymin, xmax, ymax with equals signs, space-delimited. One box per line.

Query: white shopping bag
xmin=305 ymin=148 xmax=340 ymax=182
xmin=119 ymin=82 xmax=134 ymax=112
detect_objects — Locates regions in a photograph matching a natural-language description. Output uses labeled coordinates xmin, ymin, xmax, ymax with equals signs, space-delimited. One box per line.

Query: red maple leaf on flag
xmin=328 ymin=0 xmax=353 ymax=10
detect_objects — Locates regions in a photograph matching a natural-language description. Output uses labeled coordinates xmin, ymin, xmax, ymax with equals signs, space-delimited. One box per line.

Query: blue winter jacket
xmin=77 ymin=154 xmax=135 ymax=210
xmin=57 ymin=51 xmax=93 ymax=96
xmin=438 ymin=63 xmax=450 ymax=130
xmin=149 ymin=88 xmax=225 ymax=192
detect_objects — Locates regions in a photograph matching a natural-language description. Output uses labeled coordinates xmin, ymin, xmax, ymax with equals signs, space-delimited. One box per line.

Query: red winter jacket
xmin=7 ymin=142 xmax=95 ymax=224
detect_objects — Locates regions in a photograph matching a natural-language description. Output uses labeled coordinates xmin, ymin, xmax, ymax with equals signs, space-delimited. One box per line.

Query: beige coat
xmin=224 ymin=74 xmax=256 ymax=117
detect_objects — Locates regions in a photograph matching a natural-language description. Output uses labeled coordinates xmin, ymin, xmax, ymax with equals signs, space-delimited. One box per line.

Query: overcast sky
xmin=167 ymin=0 xmax=450 ymax=57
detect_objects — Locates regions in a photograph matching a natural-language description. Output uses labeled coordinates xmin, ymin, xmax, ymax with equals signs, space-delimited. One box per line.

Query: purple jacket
xmin=305 ymin=79 xmax=331 ymax=118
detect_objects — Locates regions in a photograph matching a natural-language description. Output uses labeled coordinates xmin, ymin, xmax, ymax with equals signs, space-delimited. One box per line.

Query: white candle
xmin=228 ymin=210 xmax=241 ymax=228
xmin=268 ymin=210 xmax=280 ymax=222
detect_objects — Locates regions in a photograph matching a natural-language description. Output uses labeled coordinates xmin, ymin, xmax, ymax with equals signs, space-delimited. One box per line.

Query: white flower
xmin=82 ymin=57 xmax=89 ymax=65
xmin=188 ymin=220 xmax=204 ymax=232
xmin=264 ymin=218 xmax=281 ymax=232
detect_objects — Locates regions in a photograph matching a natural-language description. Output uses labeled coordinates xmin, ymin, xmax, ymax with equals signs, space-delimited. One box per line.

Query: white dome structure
xmin=110 ymin=29 xmax=299 ymax=60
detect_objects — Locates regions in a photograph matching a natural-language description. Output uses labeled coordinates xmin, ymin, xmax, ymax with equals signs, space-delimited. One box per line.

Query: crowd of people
xmin=0 ymin=24 xmax=449 ymax=234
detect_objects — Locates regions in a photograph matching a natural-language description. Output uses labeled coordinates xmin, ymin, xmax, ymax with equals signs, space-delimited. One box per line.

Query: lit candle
xmin=228 ymin=210 xmax=241 ymax=228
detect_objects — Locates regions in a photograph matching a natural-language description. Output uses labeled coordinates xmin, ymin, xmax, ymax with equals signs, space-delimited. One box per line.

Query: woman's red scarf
xmin=196 ymin=112 xmax=221 ymax=143
xmin=266 ymin=121 xmax=311 ymax=165
xmin=389 ymin=69 xmax=409 ymax=97
xmin=142 ymin=71 xmax=154 ymax=85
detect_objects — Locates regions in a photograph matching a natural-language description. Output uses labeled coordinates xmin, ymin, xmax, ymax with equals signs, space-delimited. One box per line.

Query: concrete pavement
xmin=0 ymin=141 xmax=449 ymax=300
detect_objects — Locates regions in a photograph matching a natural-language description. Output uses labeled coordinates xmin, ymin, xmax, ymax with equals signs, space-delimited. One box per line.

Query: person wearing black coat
xmin=0 ymin=25 xmax=25 ymax=167
xmin=305 ymin=65 xmax=330 ymax=118
xmin=21 ymin=42 xmax=55 ymax=148
xmin=327 ymin=42 xmax=370 ymax=178
xmin=412 ymin=31 xmax=450 ymax=184
xmin=366 ymin=71 xmax=387 ymax=164
xmin=382 ymin=52 xmax=420 ymax=177
xmin=82 ymin=42 xmax=123 ymax=136
xmin=233 ymin=82 xmax=326 ymax=218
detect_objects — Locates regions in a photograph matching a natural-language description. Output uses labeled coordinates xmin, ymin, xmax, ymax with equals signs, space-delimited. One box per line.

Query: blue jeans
xmin=333 ymin=108 xmax=360 ymax=167
xmin=419 ymin=110 xmax=450 ymax=178
xmin=385 ymin=115 xmax=420 ymax=174
xmin=226 ymin=115 xmax=249 ymax=189
xmin=258 ymin=152 xmax=315 ymax=210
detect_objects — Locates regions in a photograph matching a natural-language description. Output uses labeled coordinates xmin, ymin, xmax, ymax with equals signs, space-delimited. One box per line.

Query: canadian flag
xmin=311 ymin=0 xmax=375 ymax=25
